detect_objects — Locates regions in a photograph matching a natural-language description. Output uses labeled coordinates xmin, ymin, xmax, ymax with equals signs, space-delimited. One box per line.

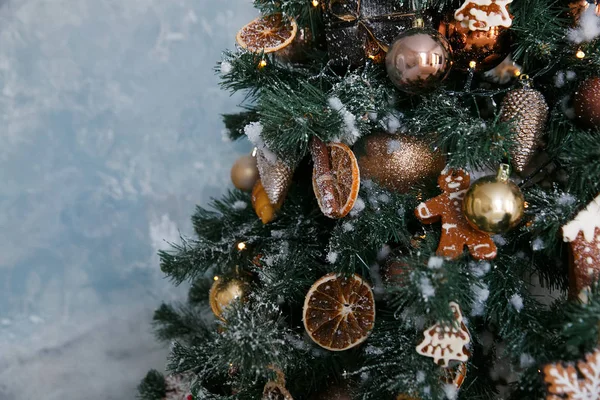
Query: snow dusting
xmin=568 ymin=6 xmax=600 ymax=44
xmin=509 ymin=294 xmax=524 ymax=312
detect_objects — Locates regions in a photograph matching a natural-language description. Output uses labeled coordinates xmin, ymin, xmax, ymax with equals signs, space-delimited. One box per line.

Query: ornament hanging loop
xmin=519 ymin=73 xmax=531 ymax=89
xmin=496 ymin=163 xmax=511 ymax=183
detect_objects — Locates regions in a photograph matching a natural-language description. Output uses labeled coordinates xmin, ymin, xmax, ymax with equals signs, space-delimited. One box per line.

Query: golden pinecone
xmin=500 ymin=85 xmax=549 ymax=173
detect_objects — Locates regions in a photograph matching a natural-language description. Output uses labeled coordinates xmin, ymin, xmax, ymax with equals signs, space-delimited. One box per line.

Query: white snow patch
xmin=531 ymin=237 xmax=545 ymax=251
xmin=520 ymin=353 xmax=535 ymax=368
xmin=350 ymin=197 xmax=366 ymax=216
xmin=509 ymin=294 xmax=524 ymax=312
xmin=328 ymin=97 xmax=360 ymax=145
xmin=327 ymin=251 xmax=339 ymax=264
xmin=271 ymin=230 xmax=284 ymax=238
xmin=416 ymin=370 xmax=426 ymax=383
xmin=232 ymin=200 xmax=247 ymax=210
xmin=470 ymin=261 xmax=491 ymax=278
xmin=420 ymin=276 xmax=435 ymax=300
xmin=443 ymin=383 xmax=458 ymax=400
xmin=566 ymin=70 xmax=577 ymax=81
xmin=558 ymin=193 xmax=577 ymax=205
xmin=220 ymin=60 xmax=232 ymax=74
xmin=386 ymin=139 xmax=401 ymax=154
xmin=427 ymin=256 xmax=444 ymax=269
xmin=568 ymin=6 xmax=600 ymax=44
xmin=555 ymin=71 xmax=565 ymax=88
xmin=342 ymin=222 xmax=354 ymax=232
xmin=493 ymin=235 xmax=507 ymax=246
xmin=377 ymin=245 xmax=391 ymax=261
xmin=244 ymin=121 xmax=263 ymax=144
xmin=471 ymin=283 xmax=490 ymax=317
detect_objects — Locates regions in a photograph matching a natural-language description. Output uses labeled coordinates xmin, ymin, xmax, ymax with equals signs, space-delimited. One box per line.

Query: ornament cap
xmin=496 ymin=163 xmax=511 ymax=183
xmin=413 ymin=17 xmax=425 ymax=28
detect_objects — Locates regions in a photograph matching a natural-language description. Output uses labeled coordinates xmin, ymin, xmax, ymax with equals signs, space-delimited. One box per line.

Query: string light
xmin=237 ymin=242 xmax=247 ymax=251
xmin=258 ymin=59 xmax=267 ymax=68
xmin=311 ymin=0 xmax=319 ymax=6
xmin=214 ymin=276 xmax=220 ymax=281
xmin=576 ymin=49 xmax=586 ymax=59
xmin=514 ymin=69 xmax=522 ymax=77
xmin=469 ymin=60 xmax=477 ymax=69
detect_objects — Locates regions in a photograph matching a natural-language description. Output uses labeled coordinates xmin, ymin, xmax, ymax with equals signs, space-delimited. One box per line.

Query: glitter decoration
xmin=256 ymin=149 xmax=293 ymax=205
xmin=357 ymin=134 xmax=445 ymax=193
xmin=574 ymin=77 xmax=600 ymax=129
xmin=499 ymin=80 xmax=549 ymax=172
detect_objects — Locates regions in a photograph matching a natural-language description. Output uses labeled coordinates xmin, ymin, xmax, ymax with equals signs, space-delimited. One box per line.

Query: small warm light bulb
xmin=237 ymin=242 xmax=247 ymax=251
xmin=576 ymin=49 xmax=586 ymax=59
xmin=468 ymin=60 xmax=477 ymax=69
xmin=213 ymin=276 xmax=220 ymax=281
xmin=311 ymin=0 xmax=319 ymax=6
xmin=258 ymin=59 xmax=267 ymax=68
xmin=514 ymin=69 xmax=522 ymax=77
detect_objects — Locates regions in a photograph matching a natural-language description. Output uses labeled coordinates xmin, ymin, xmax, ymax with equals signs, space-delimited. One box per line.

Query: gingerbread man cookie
xmin=415 ymin=169 xmax=497 ymax=260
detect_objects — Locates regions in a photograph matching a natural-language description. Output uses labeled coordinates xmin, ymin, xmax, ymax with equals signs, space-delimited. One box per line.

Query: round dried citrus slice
xmin=236 ymin=14 xmax=298 ymax=54
xmin=311 ymin=140 xmax=360 ymax=219
xmin=303 ymin=273 xmax=375 ymax=351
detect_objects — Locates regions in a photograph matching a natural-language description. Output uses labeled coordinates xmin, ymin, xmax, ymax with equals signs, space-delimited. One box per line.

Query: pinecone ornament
xmin=500 ymin=80 xmax=549 ymax=173
xmin=256 ymin=149 xmax=293 ymax=205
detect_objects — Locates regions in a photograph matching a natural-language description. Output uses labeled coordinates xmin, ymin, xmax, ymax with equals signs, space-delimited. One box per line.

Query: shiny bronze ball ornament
xmin=209 ymin=276 xmax=249 ymax=320
xmin=463 ymin=164 xmax=525 ymax=234
xmin=438 ymin=18 xmax=513 ymax=72
xmin=357 ymin=134 xmax=446 ymax=193
xmin=385 ymin=20 xmax=453 ymax=93
xmin=231 ymin=154 xmax=259 ymax=192
xmin=574 ymin=77 xmax=600 ymax=129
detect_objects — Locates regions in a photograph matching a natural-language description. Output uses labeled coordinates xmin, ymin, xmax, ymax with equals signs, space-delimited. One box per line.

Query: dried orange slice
xmin=311 ymin=139 xmax=360 ymax=219
xmin=236 ymin=14 xmax=298 ymax=54
xmin=303 ymin=273 xmax=375 ymax=351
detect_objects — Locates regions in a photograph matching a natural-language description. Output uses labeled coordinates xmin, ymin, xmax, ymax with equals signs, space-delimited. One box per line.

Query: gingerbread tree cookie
xmin=455 ymin=0 xmax=513 ymax=31
xmin=562 ymin=193 xmax=600 ymax=300
xmin=416 ymin=302 xmax=471 ymax=367
xmin=543 ymin=347 xmax=600 ymax=400
xmin=415 ymin=169 xmax=497 ymax=260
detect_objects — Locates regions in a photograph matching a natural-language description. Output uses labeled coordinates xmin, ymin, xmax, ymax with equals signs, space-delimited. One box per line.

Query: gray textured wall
xmin=0 ymin=0 xmax=255 ymax=398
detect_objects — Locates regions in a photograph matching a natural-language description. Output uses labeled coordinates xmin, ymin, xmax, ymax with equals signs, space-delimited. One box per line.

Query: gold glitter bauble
xmin=309 ymin=385 xmax=352 ymax=400
xmin=209 ymin=277 xmax=249 ymax=320
xmin=499 ymin=83 xmax=549 ymax=173
xmin=357 ymin=134 xmax=446 ymax=193
xmin=463 ymin=164 xmax=525 ymax=234
xmin=231 ymin=155 xmax=259 ymax=192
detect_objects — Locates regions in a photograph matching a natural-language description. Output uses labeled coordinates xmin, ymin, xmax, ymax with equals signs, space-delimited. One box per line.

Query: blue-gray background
xmin=0 ymin=1 xmax=255 ymax=398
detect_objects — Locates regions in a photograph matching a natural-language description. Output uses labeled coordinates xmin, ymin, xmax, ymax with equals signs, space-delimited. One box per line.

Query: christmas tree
xmin=138 ymin=1 xmax=600 ymax=399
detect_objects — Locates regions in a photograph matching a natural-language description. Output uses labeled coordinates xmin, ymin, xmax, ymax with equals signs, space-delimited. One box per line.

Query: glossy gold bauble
xmin=385 ymin=28 xmax=453 ymax=93
xmin=357 ymin=134 xmax=446 ymax=193
xmin=463 ymin=165 xmax=524 ymax=234
xmin=209 ymin=277 xmax=249 ymax=320
xmin=231 ymin=154 xmax=259 ymax=192
xmin=438 ymin=19 xmax=512 ymax=71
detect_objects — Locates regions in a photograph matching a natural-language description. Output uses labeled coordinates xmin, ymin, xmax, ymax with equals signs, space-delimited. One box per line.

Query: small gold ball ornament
xmin=463 ymin=164 xmax=525 ymax=234
xmin=209 ymin=277 xmax=249 ymax=320
xmin=231 ymin=154 xmax=259 ymax=192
